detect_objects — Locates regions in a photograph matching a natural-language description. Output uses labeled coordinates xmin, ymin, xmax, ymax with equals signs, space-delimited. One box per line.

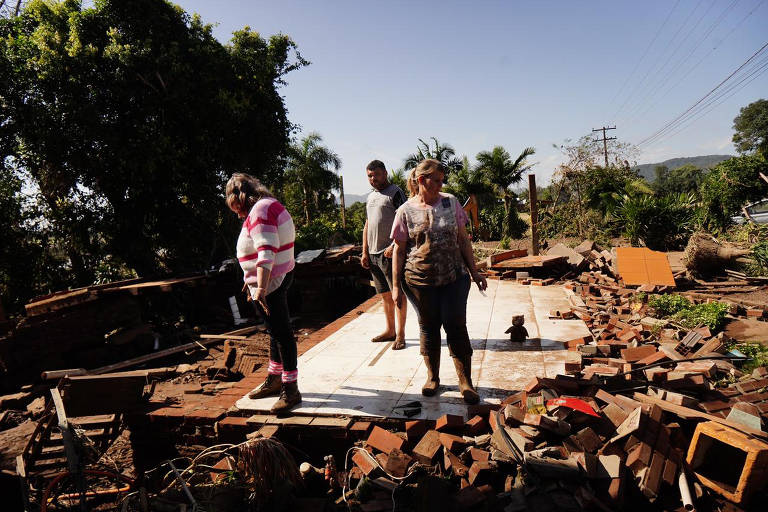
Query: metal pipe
xmin=679 ymin=469 xmax=695 ymax=511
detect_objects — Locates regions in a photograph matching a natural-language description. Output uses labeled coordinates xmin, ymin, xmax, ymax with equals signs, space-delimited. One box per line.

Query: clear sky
xmin=173 ymin=0 xmax=768 ymax=195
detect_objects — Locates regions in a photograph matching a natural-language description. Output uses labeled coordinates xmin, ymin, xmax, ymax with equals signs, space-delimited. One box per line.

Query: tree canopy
xmin=0 ymin=0 xmax=306 ymax=310
xmin=732 ymin=99 xmax=768 ymax=157
xmin=284 ymin=132 xmax=341 ymax=225
xmin=403 ymin=137 xmax=462 ymax=174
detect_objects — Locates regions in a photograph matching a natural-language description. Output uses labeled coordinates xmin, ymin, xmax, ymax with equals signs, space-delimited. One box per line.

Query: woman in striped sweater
xmin=225 ymin=173 xmax=300 ymax=413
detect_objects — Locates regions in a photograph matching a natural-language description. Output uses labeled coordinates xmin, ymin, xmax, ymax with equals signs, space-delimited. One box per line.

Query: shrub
xmin=649 ymin=294 xmax=729 ymax=331
xmin=612 ymin=192 xmax=696 ymax=250
xmin=649 ymin=294 xmax=692 ymax=316
xmin=698 ymin=154 xmax=768 ymax=230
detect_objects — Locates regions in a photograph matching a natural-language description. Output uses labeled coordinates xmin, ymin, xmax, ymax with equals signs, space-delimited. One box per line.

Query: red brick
xmin=439 ymin=432 xmax=468 ymax=453
xmin=465 ymin=415 xmax=487 ymax=436
xmin=444 ymin=449 xmax=469 ymax=477
xmin=468 ymin=461 xmax=495 ymax=485
xmin=620 ymin=345 xmax=657 ymax=362
xmin=412 ymin=430 xmax=442 ymax=465
xmin=349 ymin=421 xmax=372 ymax=439
xmin=366 ymin=426 xmax=405 ymax=454
xmin=435 ymin=414 xmax=464 ymax=433
xmin=470 ymin=447 xmax=490 ymax=461
xmin=384 ymin=448 xmax=412 ymax=478
xmin=405 ymin=420 xmax=427 ymax=442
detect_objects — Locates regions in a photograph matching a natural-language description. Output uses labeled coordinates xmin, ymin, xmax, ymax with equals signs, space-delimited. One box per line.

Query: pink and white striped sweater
xmin=237 ymin=198 xmax=295 ymax=286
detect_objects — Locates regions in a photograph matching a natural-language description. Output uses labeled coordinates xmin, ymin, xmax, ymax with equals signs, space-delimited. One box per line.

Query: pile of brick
xmin=346 ymin=363 xmax=768 ymax=511
xmin=344 ymin=249 xmax=768 ymax=510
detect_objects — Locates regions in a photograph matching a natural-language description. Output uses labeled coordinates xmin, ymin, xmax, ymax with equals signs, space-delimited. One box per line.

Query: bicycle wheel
xmin=41 ymin=469 xmax=135 ymax=511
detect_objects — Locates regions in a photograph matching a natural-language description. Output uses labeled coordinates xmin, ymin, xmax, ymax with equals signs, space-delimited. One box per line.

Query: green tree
xmin=545 ymin=134 xmax=640 ymax=237
xmin=403 ymin=137 xmax=462 ymax=174
xmin=652 ymin=164 xmax=708 ymax=196
xmin=389 ymin=168 xmax=408 ymax=193
xmin=284 ymin=132 xmax=341 ymax=225
xmin=475 ymin=146 xmax=535 ymax=236
xmin=443 ymin=156 xmax=493 ymax=204
xmin=0 ymin=0 xmax=306 ymax=281
xmin=699 ymin=154 xmax=768 ymax=229
xmin=733 ymin=99 xmax=768 ymax=156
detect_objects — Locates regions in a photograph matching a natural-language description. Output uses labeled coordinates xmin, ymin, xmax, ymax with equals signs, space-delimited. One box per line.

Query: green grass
xmin=728 ymin=342 xmax=768 ymax=374
xmin=648 ymin=294 xmax=729 ymax=331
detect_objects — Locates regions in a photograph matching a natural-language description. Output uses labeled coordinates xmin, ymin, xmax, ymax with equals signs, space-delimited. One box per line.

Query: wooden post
xmin=339 ymin=175 xmax=347 ymax=229
xmin=529 ymin=174 xmax=539 ymax=256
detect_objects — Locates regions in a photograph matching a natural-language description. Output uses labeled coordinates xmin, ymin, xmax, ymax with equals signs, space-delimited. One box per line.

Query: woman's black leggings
xmin=403 ymin=273 xmax=472 ymax=357
xmin=252 ymin=271 xmax=297 ymax=371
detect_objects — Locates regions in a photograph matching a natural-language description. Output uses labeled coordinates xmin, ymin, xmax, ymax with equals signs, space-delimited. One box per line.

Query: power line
xmin=639 ymin=52 xmax=768 ymax=148
xmin=638 ymin=48 xmax=768 ymax=147
xmin=613 ymin=0 xmax=697 ymax=120
xmin=607 ymin=0 xmax=681 ymax=111
xmin=620 ymin=0 xmax=718 ymax=123
xmin=653 ymin=59 xmax=768 ymax=146
xmin=624 ymin=0 xmax=740 ymax=125
xmin=636 ymin=40 xmax=768 ymax=147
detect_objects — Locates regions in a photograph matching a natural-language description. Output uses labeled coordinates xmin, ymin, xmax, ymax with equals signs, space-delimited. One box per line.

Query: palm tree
xmin=403 ymin=137 xmax=462 ymax=174
xmin=444 ymin=156 xmax=493 ymax=204
xmin=389 ymin=168 xmax=408 ymax=193
xmin=285 ymin=133 xmax=341 ymax=225
xmin=476 ymin=146 xmax=535 ymax=221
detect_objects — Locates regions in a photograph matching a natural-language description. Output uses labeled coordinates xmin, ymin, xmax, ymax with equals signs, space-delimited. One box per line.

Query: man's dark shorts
xmin=369 ymin=252 xmax=399 ymax=295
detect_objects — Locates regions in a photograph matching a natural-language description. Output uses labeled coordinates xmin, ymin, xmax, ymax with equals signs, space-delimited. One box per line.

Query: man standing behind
xmin=361 ymin=160 xmax=408 ymax=350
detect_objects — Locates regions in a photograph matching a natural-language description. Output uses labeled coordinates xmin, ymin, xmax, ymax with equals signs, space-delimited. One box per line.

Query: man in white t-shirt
xmin=361 ymin=160 xmax=408 ymax=350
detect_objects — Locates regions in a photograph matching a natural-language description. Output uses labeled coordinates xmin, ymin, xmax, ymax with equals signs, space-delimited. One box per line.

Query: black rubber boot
xmin=270 ymin=381 xmax=302 ymax=414
xmin=247 ymin=373 xmax=282 ymax=399
xmin=453 ymin=355 xmax=479 ymax=404
xmin=422 ymin=350 xmax=441 ymax=396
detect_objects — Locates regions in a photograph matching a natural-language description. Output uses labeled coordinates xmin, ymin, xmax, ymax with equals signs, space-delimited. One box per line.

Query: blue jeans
xmin=403 ymin=273 xmax=472 ymax=357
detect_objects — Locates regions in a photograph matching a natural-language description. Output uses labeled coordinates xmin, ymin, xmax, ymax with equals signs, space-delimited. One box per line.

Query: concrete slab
xmin=235 ymin=280 xmax=591 ymax=420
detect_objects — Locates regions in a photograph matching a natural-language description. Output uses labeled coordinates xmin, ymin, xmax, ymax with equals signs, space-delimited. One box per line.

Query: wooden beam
xmin=529 ymin=174 xmax=539 ymax=256
xmin=633 ymin=393 xmax=768 ymax=439
xmin=90 ymin=338 xmax=222 ymax=375
xmin=199 ymin=334 xmax=248 ymax=340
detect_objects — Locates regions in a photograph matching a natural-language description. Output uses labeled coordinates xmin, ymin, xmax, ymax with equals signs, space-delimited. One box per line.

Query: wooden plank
xmin=89 ymin=338 xmax=222 ymax=375
xmin=633 ymin=393 xmax=768 ymax=439
xmin=199 ymin=334 xmax=248 ymax=340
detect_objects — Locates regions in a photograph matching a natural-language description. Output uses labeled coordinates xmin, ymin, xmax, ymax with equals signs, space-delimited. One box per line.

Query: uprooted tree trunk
xmin=683 ymin=232 xmax=751 ymax=275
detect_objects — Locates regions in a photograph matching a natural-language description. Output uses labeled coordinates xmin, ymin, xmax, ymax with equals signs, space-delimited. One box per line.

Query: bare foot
xmin=371 ymin=332 xmax=396 ymax=343
xmin=392 ymin=337 xmax=406 ymax=350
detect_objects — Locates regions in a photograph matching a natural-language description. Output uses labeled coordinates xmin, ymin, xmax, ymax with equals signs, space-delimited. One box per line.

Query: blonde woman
xmin=390 ymin=159 xmax=487 ymax=404
xmin=225 ymin=173 xmax=300 ymax=413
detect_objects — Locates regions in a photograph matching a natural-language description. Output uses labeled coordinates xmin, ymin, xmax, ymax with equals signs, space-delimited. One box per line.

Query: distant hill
xmin=333 ymin=192 xmax=369 ymax=206
xmin=343 ymin=193 xmax=369 ymax=205
xmin=634 ymin=155 xmax=732 ymax=181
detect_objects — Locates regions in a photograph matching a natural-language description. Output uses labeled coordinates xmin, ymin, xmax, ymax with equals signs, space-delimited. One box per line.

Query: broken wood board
xmin=487 ymin=249 xmax=529 ymax=267
xmin=615 ymin=247 xmax=676 ymax=287
xmin=491 ymin=254 xmax=567 ymax=269
xmin=724 ymin=318 xmax=768 ymax=345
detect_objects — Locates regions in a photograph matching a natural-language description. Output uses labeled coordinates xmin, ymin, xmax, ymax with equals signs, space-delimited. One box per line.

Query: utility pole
xmin=592 ymin=126 xmax=616 ymax=167
xmin=338 ymin=174 xmax=346 ymax=229
xmin=528 ymin=174 xmax=539 ymax=256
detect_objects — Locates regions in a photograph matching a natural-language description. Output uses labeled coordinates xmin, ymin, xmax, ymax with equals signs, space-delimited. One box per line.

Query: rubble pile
xmin=339 ymin=241 xmax=768 ymax=511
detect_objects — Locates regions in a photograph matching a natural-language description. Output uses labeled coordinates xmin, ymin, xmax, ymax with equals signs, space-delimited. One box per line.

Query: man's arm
xmin=361 ymin=219 xmax=370 ymax=269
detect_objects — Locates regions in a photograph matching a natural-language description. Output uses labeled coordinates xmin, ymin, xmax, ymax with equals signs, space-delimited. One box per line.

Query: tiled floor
xmin=235 ymin=280 xmax=591 ymax=420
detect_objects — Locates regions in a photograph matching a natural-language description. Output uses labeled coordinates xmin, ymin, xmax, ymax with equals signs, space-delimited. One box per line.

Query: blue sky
xmin=174 ymin=0 xmax=768 ymax=195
